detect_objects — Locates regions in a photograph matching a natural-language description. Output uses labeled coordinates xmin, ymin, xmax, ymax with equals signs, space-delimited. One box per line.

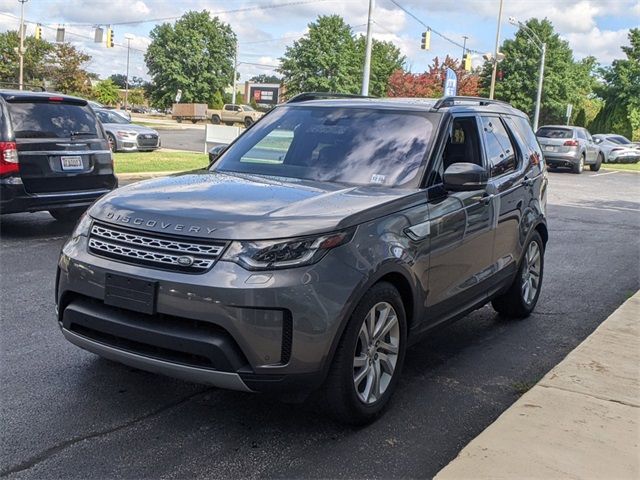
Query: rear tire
xmin=323 ymin=282 xmax=407 ymax=425
xmin=590 ymin=153 xmax=603 ymax=172
xmin=49 ymin=207 xmax=86 ymax=222
xmin=572 ymin=154 xmax=585 ymax=174
xmin=492 ymin=231 xmax=544 ymax=318
xmin=211 ymin=115 xmax=221 ymax=124
xmin=244 ymin=117 xmax=254 ymax=128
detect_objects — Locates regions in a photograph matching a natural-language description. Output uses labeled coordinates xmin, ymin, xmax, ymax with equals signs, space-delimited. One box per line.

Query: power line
xmin=386 ymin=0 xmax=484 ymax=55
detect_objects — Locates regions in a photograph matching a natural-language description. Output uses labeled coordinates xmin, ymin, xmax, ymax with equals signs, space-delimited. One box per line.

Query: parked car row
xmin=536 ymin=125 xmax=639 ymax=174
xmin=94 ymin=108 xmax=160 ymax=153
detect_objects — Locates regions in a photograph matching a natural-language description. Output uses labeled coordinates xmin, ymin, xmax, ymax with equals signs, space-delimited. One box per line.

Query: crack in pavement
xmin=0 ymin=388 xmax=212 ymax=478
xmin=537 ymin=383 xmax=640 ymax=409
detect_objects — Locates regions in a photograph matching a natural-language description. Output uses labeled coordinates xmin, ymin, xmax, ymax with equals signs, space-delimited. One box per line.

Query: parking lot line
xmin=590 ymin=171 xmax=618 ymax=177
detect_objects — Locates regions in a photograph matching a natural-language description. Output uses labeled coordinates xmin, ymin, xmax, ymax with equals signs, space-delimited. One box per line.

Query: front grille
xmin=88 ymin=221 xmax=226 ymax=273
xmin=137 ymin=134 xmax=159 ymax=148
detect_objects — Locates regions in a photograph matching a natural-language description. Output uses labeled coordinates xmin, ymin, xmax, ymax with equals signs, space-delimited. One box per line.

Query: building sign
xmin=249 ymin=85 xmax=280 ymax=106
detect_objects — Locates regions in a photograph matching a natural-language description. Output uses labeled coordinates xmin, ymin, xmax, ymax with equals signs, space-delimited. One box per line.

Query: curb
xmin=117 ymin=171 xmax=178 ymax=181
xmin=435 ymin=291 xmax=640 ymax=480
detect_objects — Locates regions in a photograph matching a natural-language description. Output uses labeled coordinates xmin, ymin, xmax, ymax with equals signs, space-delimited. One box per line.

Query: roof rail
xmin=433 ymin=96 xmax=510 ymax=109
xmin=0 ymin=82 xmax=46 ymax=92
xmin=287 ymin=92 xmax=374 ymax=103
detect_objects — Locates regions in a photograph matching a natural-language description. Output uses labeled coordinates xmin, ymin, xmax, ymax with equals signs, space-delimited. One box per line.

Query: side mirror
xmin=208 ymin=144 xmax=228 ymax=167
xmin=594 ymin=138 xmax=602 ymax=144
xmin=443 ymin=163 xmax=488 ymax=192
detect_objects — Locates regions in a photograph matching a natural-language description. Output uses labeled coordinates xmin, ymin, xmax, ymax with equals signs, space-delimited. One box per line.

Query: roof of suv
xmin=285 ymin=95 xmax=528 ymax=118
xmin=0 ymin=89 xmax=88 ymax=104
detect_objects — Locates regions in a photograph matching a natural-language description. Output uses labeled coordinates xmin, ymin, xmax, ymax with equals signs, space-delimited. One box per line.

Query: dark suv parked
xmin=0 ymin=90 xmax=117 ymax=220
xmin=57 ymin=94 xmax=548 ymax=424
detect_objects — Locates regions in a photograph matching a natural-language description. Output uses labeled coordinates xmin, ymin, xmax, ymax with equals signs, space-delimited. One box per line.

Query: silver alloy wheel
xmin=353 ymin=301 xmax=400 ymax=405
xmin=521 ymin=240 xmax=542 ymax=305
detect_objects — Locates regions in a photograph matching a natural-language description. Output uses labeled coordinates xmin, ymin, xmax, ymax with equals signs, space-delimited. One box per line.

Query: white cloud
xmin=564 ymin=27 xmax=631 ymax=63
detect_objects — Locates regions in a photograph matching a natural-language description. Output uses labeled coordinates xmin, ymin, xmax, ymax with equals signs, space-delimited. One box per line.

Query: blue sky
xmin=1 ymin=0 xmax=638 ymax=82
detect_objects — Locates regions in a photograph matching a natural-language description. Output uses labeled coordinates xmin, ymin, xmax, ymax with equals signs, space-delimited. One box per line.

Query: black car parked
xmin=0 ymin=90 xmax=117 ymax=221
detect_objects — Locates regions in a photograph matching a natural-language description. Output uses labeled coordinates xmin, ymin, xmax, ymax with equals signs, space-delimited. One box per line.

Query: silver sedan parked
xmin=95 ymin=108 xmax=160 ymax=153
xmin=593 ymin=134 xmax=640 ymax=163
xmin=536 ymin=125 xmax=602 ymax=173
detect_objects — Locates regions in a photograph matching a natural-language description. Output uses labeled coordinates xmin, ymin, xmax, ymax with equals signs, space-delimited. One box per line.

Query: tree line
xmin=0 ymin=10 xmax=637 ymax=139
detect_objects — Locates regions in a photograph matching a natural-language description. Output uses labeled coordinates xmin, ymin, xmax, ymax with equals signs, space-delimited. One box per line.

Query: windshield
xmin=95 ymin=110 xmax=131 ymax=125
xmin=7 ymin=101 xmax=99 ymax=139
xmin=607 ymin=135 xmax=631 ymax=145
xmin=214 ymin=106 xmax=436 ymax=187
xmin=536 ymin=127 xmax=572 ymax=138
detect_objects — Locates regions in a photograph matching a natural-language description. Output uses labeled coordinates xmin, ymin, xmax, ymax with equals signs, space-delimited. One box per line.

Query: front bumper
xmin=116 ymin=135 xmax=160 ymax=152
xmin=57 ymin=232 xmax=365 ymax=393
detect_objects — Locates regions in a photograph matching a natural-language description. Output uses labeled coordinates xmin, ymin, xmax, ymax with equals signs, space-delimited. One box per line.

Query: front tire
xmin=492 ymin=231 xmax=544 ymax=318
xmin=107 ymin=133 xmax=117 ymax=153
xmin=49 ymin=207 xmax=86 ymax=222
xmin=590 ymin=153 xmax=603 ymax=172
xmin=244 ymin=117 xmax=254 ymax=128
xmin=323 ymin=282 xmax=407 ymax=425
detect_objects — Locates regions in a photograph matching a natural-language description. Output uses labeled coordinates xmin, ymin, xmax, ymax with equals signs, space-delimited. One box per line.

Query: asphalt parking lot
xmin=1 ymin=169 xmax=638 ymax=479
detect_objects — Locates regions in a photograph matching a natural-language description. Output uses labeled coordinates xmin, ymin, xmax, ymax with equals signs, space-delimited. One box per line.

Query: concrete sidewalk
xmin=436 ymin=291 xmax=640 ymax=480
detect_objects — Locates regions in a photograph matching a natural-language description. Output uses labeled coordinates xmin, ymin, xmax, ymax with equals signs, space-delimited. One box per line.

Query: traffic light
xmin=106 ymin=28 xmax=114 ymax=48
xmin=34 ymin=24 xmax=42 ymax=40
xmin=463 ymin=53 xmax=472 ymax=71
xmin=421 ymin=30 xmax=431 ymax=50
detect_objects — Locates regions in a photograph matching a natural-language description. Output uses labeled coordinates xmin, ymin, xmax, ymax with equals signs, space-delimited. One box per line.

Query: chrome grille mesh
xmin=89 ymin=222 xmax=225 ymax=273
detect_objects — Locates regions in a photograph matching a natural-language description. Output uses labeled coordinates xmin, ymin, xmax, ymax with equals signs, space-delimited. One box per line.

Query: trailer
xmin=171 ymin=103 xmax=207 ymax=124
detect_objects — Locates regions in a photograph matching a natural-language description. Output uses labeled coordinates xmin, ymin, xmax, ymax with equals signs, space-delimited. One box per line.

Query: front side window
xmin=481 ymin=116 xmax=516 ymax=177
xmin=214 ymin=106 xmax=437 ymax=188
xmin=96 ymin=110 xmax=130 ymax=124
xmin=7 ymin=101 xmax=99 ymax=139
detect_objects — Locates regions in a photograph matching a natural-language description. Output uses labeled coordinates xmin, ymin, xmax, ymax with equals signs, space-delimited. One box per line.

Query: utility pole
xmin=124 ymin=34 xmax=134 ymax=111
xmin=489 ymin=0 xmax=504 ymax=99
xmin=361 ymin=0 xmax=374 ymax=96
xmin=18 ymin=0 xmax=28 ymax=90
xmin=461 ymin=35 xmax=468 ymax=61
xmin=231 ymin=44 xmax=238 ymax=105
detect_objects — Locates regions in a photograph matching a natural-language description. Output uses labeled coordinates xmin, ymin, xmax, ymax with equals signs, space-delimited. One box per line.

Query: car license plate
xmin=545 ymin=146 xmax=555 ymax=152
xmin=60 ymin=155 xmax=83 ymax=170
xmin=104 ymin=273 xmax=158 ymax=315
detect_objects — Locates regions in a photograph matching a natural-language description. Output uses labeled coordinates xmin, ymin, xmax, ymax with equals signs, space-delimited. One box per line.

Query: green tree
xmin=480 ymin=19 xmax=597 ymax=125
xmin=92 ymin=79 xmax=119 ymax=105
xmin=45 ymin=43 xmax=92 ymax=96
xmin=354 ymin=36 xmax=405 ymax=97
xmin=278 ymin=15 xmax=361 ymax=97
xmin=0 ymin=31 xmax=53 ymax=86
xmin=145 ymin=11 xmax=236 ymax=109
xmin=109 ymin=74 xmax=147 ymax=89
xmin=128 ymin=88 xmax=146 ymax=106
xmin=249 ymin=74 xmax=281 ymax=84
xmin=590 ymin=29 xmax=640 ymax=139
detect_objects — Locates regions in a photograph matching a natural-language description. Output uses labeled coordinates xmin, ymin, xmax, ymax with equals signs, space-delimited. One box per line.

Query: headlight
xmin=222 ymin=228 xmax=355 ymax=270
xmin=116 ymin=130 xmax=137 ymax=138
xmin=70 ymin=212 xmax=92 ymax=239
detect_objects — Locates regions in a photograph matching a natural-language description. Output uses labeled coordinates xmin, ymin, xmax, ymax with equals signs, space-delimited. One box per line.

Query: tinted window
xmin=96 ymin=110 xmax=130 ymax=124
xmin=608 ymin=135 xmax=631 ymax=145
xmin=7 ymin=101 xmax=99 ymax=139
xmin=508 ymin=115 xmax=544 ymax=166
xmin=481 ymin=116 xmax=516 ymax=177
xmin=536 ymin=127 xmax=572 ymax=138
xmin=224 ymin=105 xmax=233 ymax=111
xmin=576 ymin=129 xmax=586 ymax=140
xmin=215 ymin=106 xmax=436 ymax=187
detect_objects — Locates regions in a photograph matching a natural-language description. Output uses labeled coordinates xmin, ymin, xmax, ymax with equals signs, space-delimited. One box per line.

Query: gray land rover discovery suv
xmin=57 ymin=94 xmax=548 ymax=424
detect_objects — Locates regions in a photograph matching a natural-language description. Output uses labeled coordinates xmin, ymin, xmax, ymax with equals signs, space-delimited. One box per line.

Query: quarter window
xmin=480 ymin=116 xmax=516 ymax=177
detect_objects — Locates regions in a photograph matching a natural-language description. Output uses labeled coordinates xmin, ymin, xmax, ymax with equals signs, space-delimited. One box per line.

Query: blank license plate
xmin=61 ymin=155 xmax=83 ymax=170
xmin=104 ymin=273 xmax=157 ymax=315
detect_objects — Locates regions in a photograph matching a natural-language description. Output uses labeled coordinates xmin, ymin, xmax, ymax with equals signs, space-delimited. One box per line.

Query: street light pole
xmin=231 ymin=44 xmax=238 ymax=105
xmin=461 ymin=35 xmax=468 ymax=60
xmin=124 ymin=34 xmax=133 ymax=111
xmin=18 ymin=0 xmax=28 ymax=90
xmin=532 ymin=42 xmax=546 ymax=132
xmin=489 ymin=0 xmax=504 ymax=99
xmin=361 ymin=0 xmax=374 ymax=96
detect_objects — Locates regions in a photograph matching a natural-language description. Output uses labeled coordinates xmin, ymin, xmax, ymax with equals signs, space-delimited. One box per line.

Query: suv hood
xmin=89 ymin=171 xmax=423 ymax=240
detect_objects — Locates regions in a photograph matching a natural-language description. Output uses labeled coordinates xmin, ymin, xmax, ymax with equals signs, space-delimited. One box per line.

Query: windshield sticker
xmin=371 ymin=174 xmax=386 ymax=184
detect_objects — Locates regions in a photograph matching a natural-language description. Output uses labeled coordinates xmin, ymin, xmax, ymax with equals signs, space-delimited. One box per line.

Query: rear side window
xmin=480 ymin=116 xmax=516 ymax=177
xmin=7 ymin=101 xmax=99 ymax=139
xmin=536 ymin=127 xmax=572 ymax=138
xmin=507 ymin=115 xmax=544 ymax=165
xmin=576 ymin=129 xmax=587 ymax=140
